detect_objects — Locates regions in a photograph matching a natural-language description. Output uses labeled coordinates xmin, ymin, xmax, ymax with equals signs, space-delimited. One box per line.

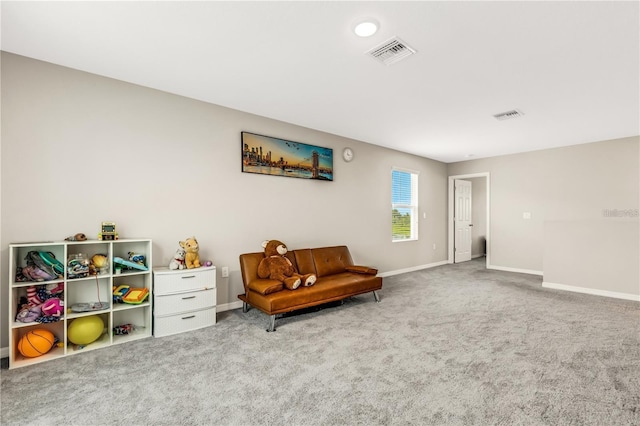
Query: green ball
xmin=68 ymin=315 xmax=104 ymax=345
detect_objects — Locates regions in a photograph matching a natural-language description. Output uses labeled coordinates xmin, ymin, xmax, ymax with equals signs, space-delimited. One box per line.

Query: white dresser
xmin=153 ymin=266 xmax=216 ymax=337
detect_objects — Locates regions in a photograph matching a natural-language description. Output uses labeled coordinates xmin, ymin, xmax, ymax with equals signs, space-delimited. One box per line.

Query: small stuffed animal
xmin=64 ymin=233 xmax=87 ymax=241
xmin=257 ymin=240 xmax=316 ymax=290
xmin=41 ymin=297 xmax=63 ymax=317
xmin=16 ymin=304 xmax=42 ymax=323
xmin=179 ymin=237 xmax=201 ymax=269
xmin=169 ymin=248 xmax=187 ymax=270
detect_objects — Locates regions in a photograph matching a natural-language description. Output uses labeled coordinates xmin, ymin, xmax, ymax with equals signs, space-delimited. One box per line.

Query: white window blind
xmin=391 ymin=168 xmax=418 ymax=241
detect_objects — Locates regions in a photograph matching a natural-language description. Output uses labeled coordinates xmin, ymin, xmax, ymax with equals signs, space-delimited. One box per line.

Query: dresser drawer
xmin=153 ymin=266 xmax=215 ymax=294
xmin=154 ymin=288 xmax=215 ymax=316
xmin=154 ymin=306 xmax=216 ymax=337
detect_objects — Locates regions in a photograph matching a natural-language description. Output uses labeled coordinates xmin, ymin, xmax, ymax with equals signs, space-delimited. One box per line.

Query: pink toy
xmin=41 ymin=297 xmax=63 ymax=317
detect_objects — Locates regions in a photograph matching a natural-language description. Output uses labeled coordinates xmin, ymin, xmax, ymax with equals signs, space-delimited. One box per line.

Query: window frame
xmin=391 ymin=167 xmax=419 ymax=242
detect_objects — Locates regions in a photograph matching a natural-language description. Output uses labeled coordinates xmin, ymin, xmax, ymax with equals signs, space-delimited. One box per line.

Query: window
xmin=391 ymin=168 xmax=418 ymax=241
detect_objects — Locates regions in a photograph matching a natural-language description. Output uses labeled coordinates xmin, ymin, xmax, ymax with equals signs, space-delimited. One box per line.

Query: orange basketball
xmin=18 ymin=329 xmax=55 ymax=358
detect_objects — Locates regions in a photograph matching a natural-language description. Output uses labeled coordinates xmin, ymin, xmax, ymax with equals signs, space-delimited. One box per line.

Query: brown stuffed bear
xmin=257 ymin=240 xmax=317 ymax=290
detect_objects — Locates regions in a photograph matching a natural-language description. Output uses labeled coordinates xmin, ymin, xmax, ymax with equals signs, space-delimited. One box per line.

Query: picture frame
xmin=241 ymin=131 xmax=333 ymax=181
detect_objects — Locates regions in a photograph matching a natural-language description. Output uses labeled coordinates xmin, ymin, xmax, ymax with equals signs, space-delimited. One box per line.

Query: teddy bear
xmin=169 ymin=247 xmax=186 ymax=270
xmin=257 ymin=240 xmax=316 ymax=290
xmin=179 ymin=237 xmax=201 ymax=269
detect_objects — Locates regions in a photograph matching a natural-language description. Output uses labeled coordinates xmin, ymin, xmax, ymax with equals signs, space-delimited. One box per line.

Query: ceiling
xmin=2 ymin=1 xmax=639 ymax=163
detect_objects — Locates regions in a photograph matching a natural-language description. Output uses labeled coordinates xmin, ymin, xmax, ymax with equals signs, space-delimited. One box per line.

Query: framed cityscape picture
xmin=241 ymin=131 xmax=333 ymax=181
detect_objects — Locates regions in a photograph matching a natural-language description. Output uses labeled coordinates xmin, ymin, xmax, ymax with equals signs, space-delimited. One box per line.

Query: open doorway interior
xmin=448 ymin=173 xmax=490 ymax=266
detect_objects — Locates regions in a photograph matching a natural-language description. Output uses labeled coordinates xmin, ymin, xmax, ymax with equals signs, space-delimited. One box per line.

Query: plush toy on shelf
xmin=15 ymin=303 xmax=42 ymax=323
xmin=169 ymin=247 xmax=186 ymax=270
xmin=16 ymin=285 xmax=65 ymax=323
xmin=179 ymin=237 xmax=201 ymax=269
xmin=257 ymin=240 xmax=316 ymax=290
xmin=41 ymin=297 xmax=63 ymax=317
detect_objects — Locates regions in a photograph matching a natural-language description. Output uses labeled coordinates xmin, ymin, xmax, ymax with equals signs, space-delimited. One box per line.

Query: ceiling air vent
xmin=493 ymin=109 xmax=524 ymax=121
xmin=367 ymin=37 xmax=416 ymax=65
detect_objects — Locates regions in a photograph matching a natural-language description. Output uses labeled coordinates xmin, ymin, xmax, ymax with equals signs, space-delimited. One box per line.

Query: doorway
xmin=448 ymin=172 xmax=490 ymax=266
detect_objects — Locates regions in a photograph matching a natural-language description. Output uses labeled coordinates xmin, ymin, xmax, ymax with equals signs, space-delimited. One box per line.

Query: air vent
xmin=367 ymin=37 xmax=416 ymax=65
xmin=493 ymin=109 xmax=524 ymax=121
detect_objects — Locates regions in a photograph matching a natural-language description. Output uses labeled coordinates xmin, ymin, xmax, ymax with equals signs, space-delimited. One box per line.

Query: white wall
xmin=1 ymin=53 xmax=449 ymax=348
xmin=544 ymin=220 xmax=639 ymax=299
xmin=448 ymin=137 xmax=640 ymax=294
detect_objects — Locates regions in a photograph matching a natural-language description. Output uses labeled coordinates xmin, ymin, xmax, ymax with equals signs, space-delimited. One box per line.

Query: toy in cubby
xmin=113 ymin=323 xmax=136 ymax=335
xmin=123 ymin=288 xmax=148 ymax=304
xmin=15 ymin=284 xmax=64 ymax=324
xmin=112 ymin=284 xmax=148 ymax=304
xmin=113 ymin=285 xmax=131 ymax=303
xmin=89 ymin=254 xmax=109 ymax=275
xmin=68 ymin=315 xmax=104 ymax=346
xmin=17 ymin=329 xmax=58 ymax=358
xmin=113 ymin=255 xmax=148 ymax=272
xmin=67 ymin=253 xmax=90 ymax=279
xmin=15 ymin=251 xmax=64 ymax=282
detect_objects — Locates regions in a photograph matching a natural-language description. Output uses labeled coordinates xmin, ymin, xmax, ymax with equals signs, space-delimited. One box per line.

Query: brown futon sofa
xmin=238 ymin=245 xmax=382 ymax=331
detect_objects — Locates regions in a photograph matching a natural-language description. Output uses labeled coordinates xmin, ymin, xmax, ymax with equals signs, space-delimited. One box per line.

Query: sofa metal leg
xmin=242 ymin=301 xmax=249 ymax=313
xmin=373 ymin=290 xmax=381 ymax=303
xmin=267 ymin=315 xmax=277 ymax=332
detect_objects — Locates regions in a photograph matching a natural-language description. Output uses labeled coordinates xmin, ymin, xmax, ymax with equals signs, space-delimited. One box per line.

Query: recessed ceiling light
xmin=354 ymin=19 xmax=379 ymax=37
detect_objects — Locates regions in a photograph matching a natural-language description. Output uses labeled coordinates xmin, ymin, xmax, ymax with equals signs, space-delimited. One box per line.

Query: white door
xmin=454 ymin=179 xmax=472 ymax=263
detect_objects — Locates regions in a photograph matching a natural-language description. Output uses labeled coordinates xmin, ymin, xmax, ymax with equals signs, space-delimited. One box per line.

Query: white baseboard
xmin=378 ymin=260 xmax=449 ymax=278
xmin=217 ymin=300 xmax=243 ymax=312
xmin=0 ymin=301 xmax=258 ymax=360
xmin=488 ymin=265 xmax=544 ymax=276
xmin=542 ymin=281 xmax=640 ymax=302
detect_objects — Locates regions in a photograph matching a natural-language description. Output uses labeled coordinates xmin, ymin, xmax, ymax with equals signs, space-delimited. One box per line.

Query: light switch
xmin=523 ymin=212 xmax=531 ymax=219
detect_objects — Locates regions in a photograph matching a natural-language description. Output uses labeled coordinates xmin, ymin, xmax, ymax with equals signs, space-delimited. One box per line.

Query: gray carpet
xmin=1 ymin=258 xmax=639 ymax=425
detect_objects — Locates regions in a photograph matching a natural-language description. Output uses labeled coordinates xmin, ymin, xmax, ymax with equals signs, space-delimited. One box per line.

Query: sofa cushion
xmin=248 ymin=272 xmax=382 ymax=313
xmin=311 ymin=246 xmax=353 ymax=277
xmin=293 ymin=249 xmax=315 ymax=275
xmin=248 ymin=279 xmax=284 ymax=295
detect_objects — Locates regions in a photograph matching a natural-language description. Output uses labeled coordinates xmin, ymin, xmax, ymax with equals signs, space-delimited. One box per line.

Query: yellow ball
xmin=92 ymin=254 xmax=107 ymax=268
xmin=68 ymin=315 xmax=104 ymax=345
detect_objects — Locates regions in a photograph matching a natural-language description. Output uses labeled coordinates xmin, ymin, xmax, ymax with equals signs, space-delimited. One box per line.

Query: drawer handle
xmin=182 ymin=315 xmax=196 ymax=320
xmin=181 ymin=276 xmax=196 ymax=279
xmin=182 ymin=296 xmax=196 ymax=300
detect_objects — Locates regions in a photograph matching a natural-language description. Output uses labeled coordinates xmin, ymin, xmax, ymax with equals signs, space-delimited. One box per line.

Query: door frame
xmin=448 ymin=172 xmax=491 ymax=265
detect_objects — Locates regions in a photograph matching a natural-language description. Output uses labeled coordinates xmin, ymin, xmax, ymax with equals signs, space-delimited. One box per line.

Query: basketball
xmin=67 ymin=315 xmax=104 ymax=345
xmin=17 ymin=329 xmax=55 ymax=358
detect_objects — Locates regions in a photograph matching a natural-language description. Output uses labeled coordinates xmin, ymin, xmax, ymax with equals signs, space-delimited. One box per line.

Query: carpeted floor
xmin=1 ymin=258 xmax=639 ymax=425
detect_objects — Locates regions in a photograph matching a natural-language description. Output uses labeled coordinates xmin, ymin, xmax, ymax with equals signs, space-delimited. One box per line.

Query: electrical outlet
xmin=221 ymin=266 xmax=229 ymax=277
xmin=433 ymin=243 xmax=436 ymax=250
